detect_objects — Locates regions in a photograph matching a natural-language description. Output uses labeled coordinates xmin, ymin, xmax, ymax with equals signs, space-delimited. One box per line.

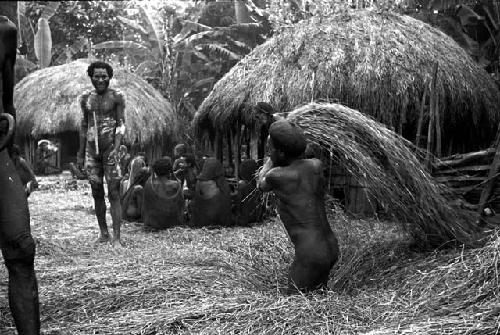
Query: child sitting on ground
xmin=258 ymin=119 xmax=340 ymax=293
xmin=121 ymin=152 xmax=146 ymax=197
xmin=191 ymin=157 xmax=234 ymax=227
xmin=121 ymin=167 xmax=151 ymax=222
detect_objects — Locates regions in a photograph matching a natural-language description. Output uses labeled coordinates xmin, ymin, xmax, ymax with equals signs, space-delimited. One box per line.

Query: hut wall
xmin=327 ymin=166 xmax=376 ymax=217
xmin=19 ymin=132 xmax=78 ymax=171
xmin=59 ymin=131 xmax=79 ymax=169
xmin=19 ymin=135 xmax=60 ymax=174
xmin=130 ymin=135 xmax=175 ymax=167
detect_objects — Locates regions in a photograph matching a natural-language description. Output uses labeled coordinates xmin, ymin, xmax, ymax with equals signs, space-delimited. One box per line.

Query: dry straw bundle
xmin=287 ymin=102 xmax=481 ymax=248
xmin=2 ymin=181 xmax=498 ymax=334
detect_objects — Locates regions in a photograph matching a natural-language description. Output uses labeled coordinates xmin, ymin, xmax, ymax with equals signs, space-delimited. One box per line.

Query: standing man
xmin=0 ymin=14 xmax=40 ymax=334
xmin=77 ymin=61 xmax=126 ymax=247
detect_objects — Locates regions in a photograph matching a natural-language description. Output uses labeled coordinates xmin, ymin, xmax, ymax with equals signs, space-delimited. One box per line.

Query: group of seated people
xmin=119 ymin=144 xmax=263 ymax=229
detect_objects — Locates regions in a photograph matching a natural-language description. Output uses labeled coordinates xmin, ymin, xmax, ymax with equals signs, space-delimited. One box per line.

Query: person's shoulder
xmin=299 ymin=158 xmax=323 ymax=170
xmin=109 ymin=89 xmax=125 ymax=101
xmin=79 ymin=90 xmax=93 ymax=104
xmin=265 ymin=166 xmax=290 ymax=182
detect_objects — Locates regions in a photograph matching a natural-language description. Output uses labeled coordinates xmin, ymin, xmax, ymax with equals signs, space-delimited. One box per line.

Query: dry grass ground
xmin=0 ymin=174 xmax=499 ymax=334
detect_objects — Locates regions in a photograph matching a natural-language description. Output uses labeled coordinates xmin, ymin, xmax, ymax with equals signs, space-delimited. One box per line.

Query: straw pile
xmin=13 ymin=59 xmax=178 ymax=145
xmin=0 ymin=180 xmax=498 ymax=334
xmin=287 ymin=102 xmax=481 ymax=248
xmin=195 ymin=10 xmax=500 ymax=153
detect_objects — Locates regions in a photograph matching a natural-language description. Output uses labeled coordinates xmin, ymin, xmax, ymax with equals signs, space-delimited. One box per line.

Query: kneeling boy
xmin=258 ymin=120 xmax=340 ymax=293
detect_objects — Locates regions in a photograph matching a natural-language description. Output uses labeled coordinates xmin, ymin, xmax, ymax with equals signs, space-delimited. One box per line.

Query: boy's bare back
xmin=264 ymin=158 xmax=338 ymax=261
xmin=258 ymin=119 xmax=339 ymax=292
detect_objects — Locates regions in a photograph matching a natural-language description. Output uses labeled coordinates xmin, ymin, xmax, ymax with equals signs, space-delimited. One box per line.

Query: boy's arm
xmin=23 ymin=159 xmax=38 ymax=185
xmin=257 ymin=157 xmax=275 ymax=192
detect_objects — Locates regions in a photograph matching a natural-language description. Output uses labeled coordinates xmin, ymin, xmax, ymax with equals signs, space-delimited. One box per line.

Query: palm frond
xmin=201 ymin=43 xmax=241 ymax=61
xmin=117 ymin=15 xmax=149 ymax=35
xmin=93 ymin=40 xmax=148 ymax=50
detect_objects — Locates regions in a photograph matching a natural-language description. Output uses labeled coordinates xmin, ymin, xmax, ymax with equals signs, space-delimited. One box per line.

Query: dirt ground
xmin=0 ymin=173 xmax=498 ymax=335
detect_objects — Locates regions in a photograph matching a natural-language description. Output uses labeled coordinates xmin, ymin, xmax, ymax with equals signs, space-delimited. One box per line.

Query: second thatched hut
xmin=193 ymin=9 xmax=500 ymax=215
xmin=14 ymin=59 xmax=178 ymax=169
xmin=195 ymin=10 xmax=500 ymax=153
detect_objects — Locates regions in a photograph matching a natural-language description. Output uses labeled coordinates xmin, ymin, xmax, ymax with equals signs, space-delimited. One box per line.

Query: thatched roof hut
xmin=195 ymin=10 xmax=500 ymax=154
xmin=14 ymin=59 xmax=178 ymax=146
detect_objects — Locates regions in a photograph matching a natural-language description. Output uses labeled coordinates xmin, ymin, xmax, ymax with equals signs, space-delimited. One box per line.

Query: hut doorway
xmin=59 ymin=131 xmax=79 ymax=170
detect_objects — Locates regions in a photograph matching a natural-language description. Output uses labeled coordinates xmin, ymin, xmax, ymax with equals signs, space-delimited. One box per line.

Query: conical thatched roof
xmin=14 ymin=59 xmax=178 ymax=144
xmin=195 ymin=10 xmax=500 ymax=153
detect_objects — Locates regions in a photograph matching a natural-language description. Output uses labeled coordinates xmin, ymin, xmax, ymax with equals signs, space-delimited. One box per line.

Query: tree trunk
xmin=425 ymin=62 xmax=439 ymax=168
xmin=234 ymin=0 xmax=251 ymax=24
xmin=415 ymin=83 xmax=427 ymax=147
xmin=0 ymin=1 xmax=17 ymax=25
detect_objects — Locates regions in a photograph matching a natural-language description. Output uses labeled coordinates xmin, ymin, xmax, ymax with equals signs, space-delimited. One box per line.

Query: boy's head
xmin=198 ymin=157 xmax=224 ymax=181
xmin=268 ymin=120 xmax=307 ymax=166
xmin=152 ymin=157 xmax=173 ymax=177
xmin=133 ymin=167 xmax=151 ymax=186
xmin=224 ymin=164 xmax=234 ymax=177
xmin=119 ymin=145 xmax=128 ymax=154
xmin=174 ymin=143 xmax=187 ymax=158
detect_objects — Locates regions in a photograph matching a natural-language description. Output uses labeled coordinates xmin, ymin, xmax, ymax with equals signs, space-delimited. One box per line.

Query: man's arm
xmin=21 ymin=159 xmax=37 ymax=183
xmin=113 ymin=91 xmax=126 ymax=151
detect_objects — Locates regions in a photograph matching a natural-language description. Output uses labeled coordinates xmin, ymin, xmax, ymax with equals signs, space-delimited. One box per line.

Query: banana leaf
xmin=34 ymin=18 xmax=52 ymax=68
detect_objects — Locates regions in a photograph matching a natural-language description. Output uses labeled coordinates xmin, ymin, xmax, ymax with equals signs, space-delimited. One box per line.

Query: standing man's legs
xmin=0 ymin=149 xmax=40 ymax=334
xmin=107 ymin=180 xmax=122 ymax=246
xmin=105 ymin=151 xmax=123 ymax=247
xmin=86 ymin=150 xmax=110 ymax=243
xmin=90 ymin=181 xmax=110 ymax=242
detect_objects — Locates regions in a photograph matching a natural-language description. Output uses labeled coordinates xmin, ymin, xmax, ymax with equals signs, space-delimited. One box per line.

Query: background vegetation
xmin=14 ymin=0 xmax=500 ymax=144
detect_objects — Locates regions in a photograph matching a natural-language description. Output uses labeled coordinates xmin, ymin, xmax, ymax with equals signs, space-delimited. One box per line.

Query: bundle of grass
xmin=361 ymin=229 xmax=500 ymax=334
xmin=195 ymin=10 xmax=500 ymax=153
xmin=287 ymin=102 xmax=481 ymax=248
xmin=14 ymin=59 xmax=178 ymax=145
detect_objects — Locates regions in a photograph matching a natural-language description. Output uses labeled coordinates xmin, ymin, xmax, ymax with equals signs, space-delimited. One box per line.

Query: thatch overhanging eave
xmin=194 ymin=10 xmax=500 ymax=152
xmin=14 ymin=59 xmax=178 ymax=145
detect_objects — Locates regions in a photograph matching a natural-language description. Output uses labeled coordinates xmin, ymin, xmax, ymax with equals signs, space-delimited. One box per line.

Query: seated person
xmin=190 ymin=157 xmax=235 ymax=227
xmin=234 ymin=159 xmax=263 ymax=226
xmin=143 ymin=157 xmax=184 ymax=229
xmin=258 ymin=120 xmax=340 ymax=293
xmin=121 ymin=152 xmax=146 ymax=197
xmin=173 ymin=143 xmax=188 ymax=164
xmin=118 ymin=145 xmax=131 ymax=176
xmin=174 ymin=152 xmax=198 ymax=200
xmin=34 ymin=139 xmax=59 ymax=175
xmin=121 ymin=167 xmax=151 ymax=221
xmin=11 ymin=144 xmax=38 ymax=197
